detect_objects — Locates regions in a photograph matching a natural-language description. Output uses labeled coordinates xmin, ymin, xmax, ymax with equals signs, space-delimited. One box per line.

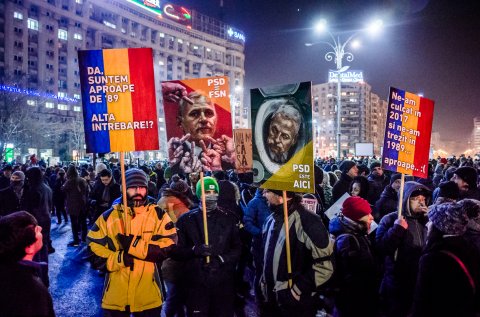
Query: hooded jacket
xmin=376 ymin=182 xmax=430 ymax=299
xmin=243 ymin=189 xmax=270 ymax=237
xmin=261 ymin=200 xmax=333 ymax=304
xmin=87 ymin=203 xmax=176 ymax=312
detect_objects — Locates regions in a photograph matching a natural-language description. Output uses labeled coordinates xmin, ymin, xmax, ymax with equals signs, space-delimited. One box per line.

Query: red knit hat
xmin=342 ymin=196 xmax=372 ymax=221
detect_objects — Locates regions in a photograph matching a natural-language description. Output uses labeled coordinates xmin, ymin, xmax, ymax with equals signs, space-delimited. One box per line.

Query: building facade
xmin=312 ymin=80 xmax=387 ymax=158
xmin=474 ymin=117 xmax=480 ymax=155
xmin=1 ymin=0 xmax=246 ymax=161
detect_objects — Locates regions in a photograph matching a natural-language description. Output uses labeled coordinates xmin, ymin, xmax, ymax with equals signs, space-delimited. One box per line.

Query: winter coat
xmin=332 ymin=173 xmax=354 ymax=203
xmin=432 ymin=164 xmax=444 ymax=188
xmin=243 ymin=189 xmax=270 ymax=237
xmin=0 ymin=186 xmax=22 ymax=216
xmin=261 ymin=200 xmax=333 ymax=305
xmin=87 ymin=203 xmax=176 ymax=312
xmin=0 ymin=260 xmax=55 ymax=317
xmin=62 ymin=177 xmax=88 ymax=216
xmin=373 ymin=185 xmax=398 ymax=222
xmin=459 ymin=188 xmax=480 ymax=200
xmin=329 ymin=216 xmax=379 ymax=317
xmin=0 ymin=174 xmax=10 ymax=190
xmin=322 ymin=172 xmax=333 ymax=208
xmin=173 ymin=207 xmax=242 ymax=286
xmin=367 ymin=174 xmax=389 ymax=205
xmin=465 ymin=221 xmax=480 ymax=257
xmin=412 ymin=235 xmax=479 ymax=317
xmin=52 ymin=177 xmax=66 ymax=207
xmin=89 ymin=179 xmax=121 ymax=212
xmin=375 ymin=182 xmax=430 ymax=312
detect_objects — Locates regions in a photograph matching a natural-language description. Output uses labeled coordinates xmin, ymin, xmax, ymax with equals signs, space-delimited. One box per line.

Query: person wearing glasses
xmin=375 ymin=182 xmax=431 ymax=317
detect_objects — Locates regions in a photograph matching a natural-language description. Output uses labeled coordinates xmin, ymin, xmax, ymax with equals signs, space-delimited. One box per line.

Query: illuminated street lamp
xmin=306 ymin=19 xmax=383 ymax=159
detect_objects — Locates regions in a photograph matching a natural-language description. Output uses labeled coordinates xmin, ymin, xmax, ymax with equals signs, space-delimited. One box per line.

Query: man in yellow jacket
xmin=87 ymin=168 xmax=176 ymax=316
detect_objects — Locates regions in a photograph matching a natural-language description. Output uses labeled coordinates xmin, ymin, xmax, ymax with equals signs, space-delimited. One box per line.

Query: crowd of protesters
xmin=0 ymin=154 xmax=480 ymax=317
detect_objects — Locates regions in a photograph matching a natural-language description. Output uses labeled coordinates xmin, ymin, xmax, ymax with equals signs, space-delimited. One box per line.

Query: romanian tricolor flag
xmin=78 ymin=48 xmax=159 ymax=153
xmin=382 ymin=87 xmax=435 ymax=178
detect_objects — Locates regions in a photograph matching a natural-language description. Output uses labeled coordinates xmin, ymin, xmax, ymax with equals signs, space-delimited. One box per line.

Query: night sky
xmin=177 ymin=0 xmax=480 ymax=151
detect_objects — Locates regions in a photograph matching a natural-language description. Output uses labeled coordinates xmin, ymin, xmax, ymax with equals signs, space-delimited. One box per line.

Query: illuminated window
xmin=103 ymin=21 xmax=116 ymax=29
xmin=159 ymin=33 xmax=165 ymax=38
xmin=14 ymin=12 xmax=23 ymax=20
xmin=58 ymin=29 xmax=68 ymax=40
xmin=28 ymin=18 xmax=39 ymax=30
xmin=177 ymin=39 xmax=183 ymax=43
xmin=45 ymin=102 xmax=54 ymax=108
xmin=58 ymin=104 xmax=69 ymax=111
xmin=74 ymin=94 xmax=81 ymax=99
xmin=73 ymin=106 xmax=81 ymax=112
xmin=27 ymin=100 xmax=36 ymax=106
xmin=58 ymin=91 xmax=66 ymax=98
xmin=76 ymin=0 xmax=83 ymax=3
xmin=74 ymin=33 xmax=82 ymax=40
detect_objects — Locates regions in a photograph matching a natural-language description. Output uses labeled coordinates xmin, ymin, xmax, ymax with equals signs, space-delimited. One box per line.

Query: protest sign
xmin=233 ymin=129 xmax=252 ymax=173
xmin=78 ymin=48 xmax=159 ymax=153
xmin=162 ymin=77 xmax=233 ymax=174
xmin=251 ymin=82 xmax=314 ymax=193
xmin=382 ymin=87 xmax=434 ymax=178
xmin=301 ymin=197 xmax=318 ymax=214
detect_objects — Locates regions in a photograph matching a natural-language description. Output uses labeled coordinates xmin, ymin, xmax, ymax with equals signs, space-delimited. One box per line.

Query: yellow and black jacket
xmin=87 ymin=202 xmax=176 ymax=312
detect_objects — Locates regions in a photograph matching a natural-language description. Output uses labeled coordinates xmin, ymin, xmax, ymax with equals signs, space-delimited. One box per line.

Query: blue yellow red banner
xmin=382 ymin=87 xmax=435 ymax=178
xmin=78 ymin=48 xmax=159 ymax=153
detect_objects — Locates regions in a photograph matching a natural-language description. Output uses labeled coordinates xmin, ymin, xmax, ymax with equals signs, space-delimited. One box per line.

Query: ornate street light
xmin=306 ymin=19 xmax=383 ymax=159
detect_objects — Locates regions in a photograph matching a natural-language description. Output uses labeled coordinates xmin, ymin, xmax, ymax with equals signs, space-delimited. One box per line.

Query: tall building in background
xmin=0 ymin=0 xmax=246 ymax=161
xmin=474 ymin=117 xmax=480 ymax=155
xmin=312 ymin=72 xmax=387 ymax=158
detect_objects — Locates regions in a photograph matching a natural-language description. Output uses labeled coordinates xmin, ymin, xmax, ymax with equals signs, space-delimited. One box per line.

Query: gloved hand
xmin=202 ymin=256 xmax=223 ymax=273
xmin=117 ymin=234 xmax=134 ymax=252
xmin=276 ymin=287 xmax=300 ymax=308
xmin=122 ymin=251 xmax=134 ymax=268
xmin=193 ymin=244 xmax=214 ymax=257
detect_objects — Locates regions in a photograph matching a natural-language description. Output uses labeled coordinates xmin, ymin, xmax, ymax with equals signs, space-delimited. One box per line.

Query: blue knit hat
xmin=125 ymin=168 xmax=148 ymax=188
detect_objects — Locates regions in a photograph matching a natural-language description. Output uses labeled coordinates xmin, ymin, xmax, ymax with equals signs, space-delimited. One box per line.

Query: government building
xmin=1 ymin=0 xmax=246 ymax=162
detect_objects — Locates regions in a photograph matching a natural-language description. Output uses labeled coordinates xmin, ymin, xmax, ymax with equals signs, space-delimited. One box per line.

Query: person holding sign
xmin=163 ymin=84 xmax=235 ymax=174
xmin=172 ymin=177 xmax=241 ymax=317
xmin=375 ymin=181 xmax=431 ymax=317
xmin=261 ymin=189 xmax=333 ymax=317
xmin=87 ymin=168 xmax=176 ymax=316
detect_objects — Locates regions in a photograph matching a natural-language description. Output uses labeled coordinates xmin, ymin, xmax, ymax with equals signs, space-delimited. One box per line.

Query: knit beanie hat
xmin=196 ymin=176 xmax=219 ymax=198
xmin=454 ymin=166 xmax=478 ymax=189
xmin=341 ymin=196 xmax=372 ymax=221
xmin=11 ymin=171 xmax=25 ymax=181
xmin=428 ymin=202 xmax=468 ymax=235
xmin=95 ymin=163 xmax=107 ymax=174
xmin=390 ymin=173 xmax=402 ymax=185
xmin=370 ymin=161 xmax=381 ymax=170
xmin=164 ymin=166 xmax=172 ymax=180
xmin=438 ymin=181 xmax=460 ymax=200
xmin=339 ymin=160 xmax=356 ymax=175
xmin=125 ymin=168 xmax=148 ymax=188
xmin=440 ymin=157 xmax=448 ymax=165
xmin=170 ymin=175 xmax=189 ymax=194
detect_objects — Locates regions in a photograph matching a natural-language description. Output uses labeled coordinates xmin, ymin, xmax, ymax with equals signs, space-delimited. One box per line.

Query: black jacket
xmin=89 ymin=179 xmax=121 ymax=212
xmin=173 ymin=207 xmax=242 ymax=286
xmin=367 ymin=174 xmax=389 ymax=205
xmin=373 ymin=185 xmax=398 ymax=222
xmin=0 ymin=186 xmax=22 ymax=216
xmin=412 ymin=235 xmax=480 ymax=317
xmin=376 ymin=182 xmax=430 ymax=302
xmin=0 ymin=260 xmax=55 ymax=317
xmin=329 ymin=215 xmax=379 ymax=317
xmin=332 ymin=173 xmax=353 ymax=203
